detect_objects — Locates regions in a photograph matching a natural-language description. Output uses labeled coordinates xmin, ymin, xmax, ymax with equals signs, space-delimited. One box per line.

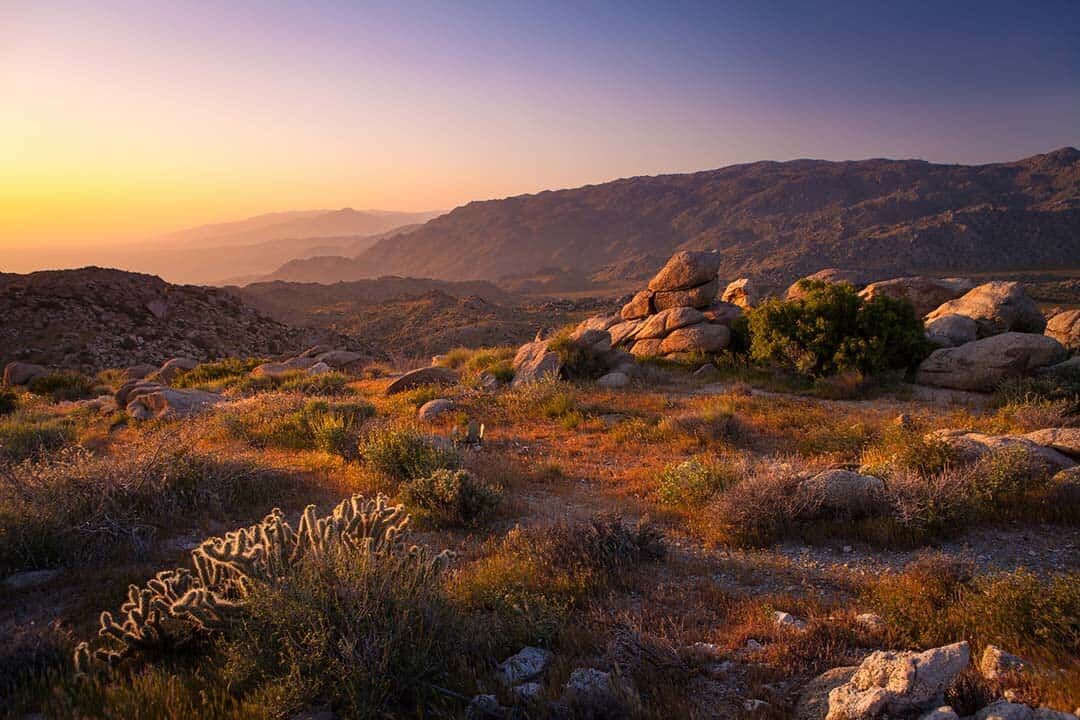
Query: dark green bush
xmin=173 ymin=358 xmax=265 ymax=389
xmin=747 ymin=280 xmax=930 ymax=378
xmin=0 ymin=391 xmax=17 ymax=415
xmin=360 ymin=427 xmax=462 ymax=482
xmin=400 ymin=469 xmax=501 ymax=527
xmin=27 ymin=371 xmax=97 ymax=402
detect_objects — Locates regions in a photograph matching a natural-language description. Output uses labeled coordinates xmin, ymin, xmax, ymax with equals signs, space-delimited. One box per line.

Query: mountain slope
xmin=348 ymin=148 xmax=1080 ymax=284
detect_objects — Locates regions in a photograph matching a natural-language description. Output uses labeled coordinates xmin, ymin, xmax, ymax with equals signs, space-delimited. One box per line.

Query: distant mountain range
xmin=264 ymin=148 xmax=1080 ymax=286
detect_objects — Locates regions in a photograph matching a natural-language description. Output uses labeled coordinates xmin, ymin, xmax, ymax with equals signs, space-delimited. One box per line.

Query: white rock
xmin=497 ymin=646 xmax=553 ymax=686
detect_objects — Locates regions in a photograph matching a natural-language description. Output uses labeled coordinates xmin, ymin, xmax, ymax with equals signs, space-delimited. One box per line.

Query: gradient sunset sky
xmin=2 ymin=0 xmax=1078 ymax=250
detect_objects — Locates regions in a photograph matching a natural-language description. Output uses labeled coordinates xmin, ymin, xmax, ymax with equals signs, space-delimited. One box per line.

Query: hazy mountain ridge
xmin=336 ymin=148 xmax=1080 ymax=284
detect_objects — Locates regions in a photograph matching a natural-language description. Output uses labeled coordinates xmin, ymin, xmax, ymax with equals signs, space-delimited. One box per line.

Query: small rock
xmin=597 ymin=371 xmax=630 ymax=389
xmin=418 ymin=398 xmax=455 ymax=421
xmin=561 ymin=668 xmax=631 ymax=715
xmin=854 ymin=613 xmax=885 ymax=632
xmin=306 ymin=361 xmax=332 ymax=375
xmin=746 ymin=639 xmax=764 ymax=651
xmin=775 ymin=611 xmax=808 ymax=631
xmin=497 ymin=646 xmax=553 ymax=686
xmin=980 ymin=645 xmax=1028 ymax=683
xmin=512 ymin=682 xmax=544 ymax=703
xmin=919 ymin=707 xmax=960 ymax=720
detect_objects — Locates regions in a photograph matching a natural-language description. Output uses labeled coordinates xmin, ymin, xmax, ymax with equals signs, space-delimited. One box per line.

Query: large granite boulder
xmin=1045 ymin=309 xmax=1080 ymax=351
xmin=1023 ymin=428 xmax=1080 ymax=458
xmin=916 ymin=333 xmax=1067 ymax=391
xmin=653 ymin=277 xmax=721 ymax=311
xmin=658 ymin=323 xmax=730 ymax=354
xmin=721 ymin=278 xmax=762 ymax=309
xmin=925 ymin=313 xmax=979 ymax=347
xmin=620 ymin=290 xmax=654 ymax=320
xmin=511 ymin=341 xmax=561 ymax=387
xmin=385 ymin=366 xmax=459 ymax=395
xmin=825 ymin=642 xmax=970 ymax=720
xmin=925 ymin=281 xmax=1046 ymax=337
xmin=634 ymin=307 xmax=705 ymax=340
xmin=859 ymin=276 xmax=974 ymax=317
xmin=126 ymin=387 xmax=222 ymax=420
xmin=647 ymin=251 xmax=721 ymax=292
xmin=3 ymin=362 xmax=48 ymax=386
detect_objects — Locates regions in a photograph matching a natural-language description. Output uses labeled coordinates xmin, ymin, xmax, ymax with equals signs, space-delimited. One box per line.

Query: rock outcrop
xmin=1045 ymin=309 xmax=1080 ymax=351
xmin=916 ymin=333 xmax=1067 ymax=391
xmin=925 ymin=281 xmax=1046 ymax=337
xmin=787 ymin=269 xmax=870 ymax=300
xmin=858 ymin=277 xmax=974 ymax=318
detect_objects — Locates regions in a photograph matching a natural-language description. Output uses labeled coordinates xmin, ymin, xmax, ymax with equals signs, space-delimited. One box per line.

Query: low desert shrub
xmin=747 ymin=280 xmax=930 ymax=378
xmin=547 ymin=327 xmax=610 ymax=380
xmin=0 ymin=390 xmax=17 ymax=415
xmin=281 ymin=370 xmax=351 ymax=396
xmin=400 ymin=469 xmax=501 ymax=527
xmin=0 ymin=415 xmax=75 ymax=463
xmin=172 ymin=358 xmax=265 ymax=390
xmin=860 ymin=424 xmax=957 ymax=478
xmin=360 ymin=426 xmax=462 ymax=482
xmin=215 ymin=395 xmax=372 ymax=456
xmin=656 ymin=457 xmax=738 ymax=508
xmin=437 ymin=346 xmax=516 ymax=380
xmin=27 ymin=371 xmax=98 ymax=402
xmin=995 ymin=365 xmax=1080 ymax=409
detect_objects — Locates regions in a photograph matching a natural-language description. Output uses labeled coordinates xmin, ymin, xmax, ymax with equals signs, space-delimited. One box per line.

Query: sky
xmin=1 ymin=0 xmax=1078 ymax=253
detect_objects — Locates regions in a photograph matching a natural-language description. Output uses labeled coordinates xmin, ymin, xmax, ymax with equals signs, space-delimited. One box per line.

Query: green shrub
xmin=657 ymin=457 xmax=735 ymax=508
xmin=400 ymin=469 xmax=501 ymax=527
xmin=0 ymin=390 xmax=18 ymax=415
xmin=0 ymin=416 xmax=74 ymax=463
xmin=747 ymin=280 xmax=930 ymax=378
xmin=173 ymin=358 xmax=265 ymax=389
xmin=547 ymin=328 xmax=609 ymax=380
xmin=360 ymin=427 xmax=462 ymax=482
xmin=308 ymin=412 xmax=358 ymax=459
xmin=27 ymin=371 xmax=97 ymax=402
xmin=281 ymin=370 xmax=351 ymax=396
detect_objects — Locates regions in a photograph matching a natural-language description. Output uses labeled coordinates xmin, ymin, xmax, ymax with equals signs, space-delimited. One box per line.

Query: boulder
xmin=1045 ymin=309 xmax=1080 ymax=351
xmin=794 ymin=667 xmax=857 ymax=720
xmin=721 ymin=278 xmax=761 ymax=308
xmin=774 ymin=611 xmax=808 ymax=631
xmin=974 ymin=701 xmax=1035 ymax=720
xmin=979 ymin=645 xmax=1028 ymax=683
xmin=251 ymin=356 xmax=319 ymax=378
xmin=925 ymin=281 xmax=1045 ymax=337
xmin=653 ymin=277 xmax=720 ymax=311
xmin=858 ymin=277 xmax=974 ymax=318
xmin=597 ymin=371 xmax=630 ymax=389
xmin=153 ymin=357 xmax=199 ymax=383
xmin=122 ymin=363 xmax=159 ymax=381
xmin=787 ymin=269 xmax=869 ymax=300
xmin=634 ymin=307 xmax=705 ymax=340
xmin=658 ymin=323 xmax=730 ymax=355
xmin=577 ymin=313 xmax=621 ymax=334
xmin=306 ymin=362 xmax=332 ymax=375
xmin=620 ymin=290 xmax=654 ymax=320
xmin=126 ymin=387 xmax=222 ymax=420
xmin=384 ymin=366 xmax=459 ymax=395
xmin=3 ymin=362 xmax=48 ymax=386
xmin=919 ymin=709 xmax=960 ymax=720
xmin=313 ymin=350 xmax=366 ymax=370
xmin=700 ymin=301 xmax=744 ymax=326
xmin=925 ymin=313 xmax=979 ymax=348
xmin=608 ymin=320 xmax=644 ymax=346
xmin=561 ymin=668 xmax=631 ymax=716
xmin=929 ymin=430 xmax=1075 ymax=474
xmin=825 ymin=642 xmax=970 ymax=720
xmin=418 ymin=398 xmax=454 ymax=421
xmin=1023 ymin=428 xmax=1080 ymax=458
xmin=630 ymin=338 xmax=664 ymax=358
xmin=511 ymin=341 xmax=561 ymax=386
xmin=800 ymin=469 xmax=885 ymax=514
xmin=116 ymin=380 xmax=163 ymax=408
xmin=916 ymin=333 xmax=1068 ymax=391
xmin=497 ymin=646 xmax=553 ymax=686
xmin=647 ymin=250 xmax=721 ymax=292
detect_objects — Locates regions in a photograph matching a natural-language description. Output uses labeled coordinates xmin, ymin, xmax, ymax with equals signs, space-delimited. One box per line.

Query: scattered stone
xmin=250 ymin=356 xmax=318 ymax=378
xmin=975 ymin=700 xmax=1035 ymax=720
xmin=122 ymin=363 xmax=159 ymax=381
xmin=152 ymin=356 xmax=199 ymax=383
xmin=929 ymin=430 xmax=1075 ymax=473
xmin=744 ymin=699 xmax=770 ymax=712
xmin=384 ymin=366 xmax=459 ymax=395
xmin=313 ymin=349 xmax=366 ymax=370
xmin=858 ymin=276 xmax=974 ymax=318
xmin=825 ymin=641 xmax=970 ymax=720
xmin=418 ymin=398 xmax=455 ymax=421
xmin=2 ymin=361 xmax=48 ymax=386
xmin=916 ymin=332 xmax=1067 ymax=392
xmin=647 ymin=250 xmax=721 ymax=292
xmin=746 ymin=639 xmax=764 ymax=651
xmin=979 ymin=645 xmax=1029 ymax=683
xmin=775 ymin=611 xmax=808 ymax=631
xmin=497 ymin=646 xmax=553 ymax=686
xmin=597 ymin=371 xmax=630 ymax=389
xmin=1045 ymin=309 xmax=1080 ymax=350
xmin=511 ymin=341 xmax=562 ymax=387
xmin=925 ymin=281 xmax=1046 ymax=337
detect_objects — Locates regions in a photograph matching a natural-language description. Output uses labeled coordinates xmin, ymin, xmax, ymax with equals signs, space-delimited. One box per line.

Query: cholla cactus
xmin=75 ymin=493 xmax=450 ymax=671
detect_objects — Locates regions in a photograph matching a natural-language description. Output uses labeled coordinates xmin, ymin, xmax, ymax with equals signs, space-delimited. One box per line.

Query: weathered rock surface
xmin=858 ymin=276 xmax=974 ymax=317
xmin=647 ymin=250 xmax=721 ymax=292
xmin=658 ymin=323 xmax=730 ymax=354
xmin=721 ymin=277 xmax=761 ymax=308
xmin=635 ymin=307 xmax=705 ymax=340
xmin=608 ymin=320 xmax=644 ymax=346
xmin=251 ymin=356 xmax=318 ymax=378
xmin=787 ymin=269 xmax=870 ymax=300
xmin=497 ymin=646 xmax=553 ymax=686
xmin=925 ymin=313 xmax=979 ymax=347
xmin=916 ymin=333 xmax=1067 ymax=391
xmin=801 ymin=469 xmax=885 ymax=514
xmin=700 ymin=301 xmax=744 ymax=326
xmin=620 ymin=290 xmax=654 ymax=320
xmin=1045 ymin=309 xmax=1080 ymax=351
xmin=512 ymin=341 xmax=562 ymax=386
xmin=979 ymin=645 xmax=1028 ymax=683
xmin=795 ymin=667 xmax=857 ymax=720
xmin=418 ymin=398 xmax=455 ymax=421
xmin=653 ymin=277 xmax=721 ymax=311
xmin=825 ymin=642 xmax=970 ymax=720
xmin=925 ymin=281 xmax=1046 ymax=337
xmin=929 ymin=429 xmax=1076 ymax=473
xmin=384 ymin=367 xmax=459 ymax=395
xmin=1023 ymin=428 xmax=1080 ymax=458
xmin=126 ymin=387 xmax=222 ymax=420
xmin=2 ymin=361 xmax=48 ymax=386
xmin=597 ymin=371 xmax=630 ymax=389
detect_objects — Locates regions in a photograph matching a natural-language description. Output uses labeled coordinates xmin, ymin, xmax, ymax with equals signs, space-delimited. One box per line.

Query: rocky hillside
xmin=0 ymin=268 xmax=364 ymax=372
xmin=343 ymin=147 xmax=1080 ymax=283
